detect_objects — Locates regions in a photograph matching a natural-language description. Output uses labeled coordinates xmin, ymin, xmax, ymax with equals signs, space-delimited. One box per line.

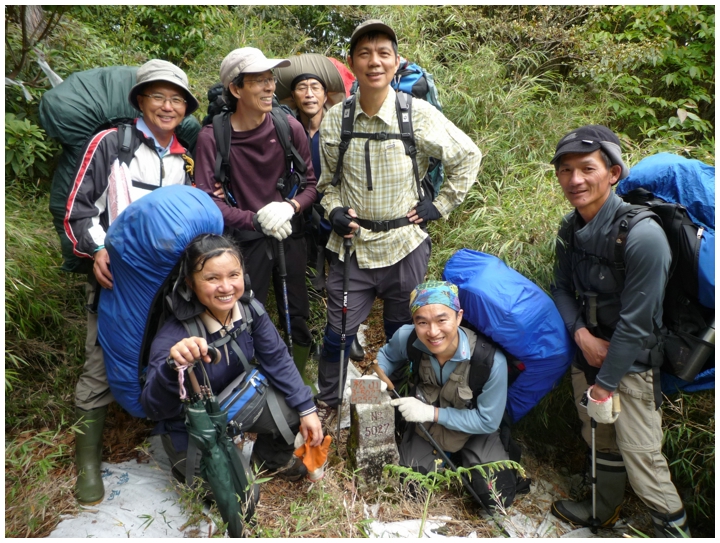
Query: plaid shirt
xmin=318 ymin=88 xmax=481 ymax=268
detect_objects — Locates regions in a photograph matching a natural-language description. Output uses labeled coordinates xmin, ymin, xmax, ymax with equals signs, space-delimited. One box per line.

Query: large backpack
xmin=442 ymin=249 xmax=576 ymax=423
xmin=39 ymin=66 xmax=201 ymax=274
xmin=200 ymin=84 xmax=307 ymax=208
xmin=614 ymin=154 xmax=715 ymax=384
xmin=342 ymin=58 xmax=444 ymax=200
xmin=97 ymin=185 xmax=224 ymax=418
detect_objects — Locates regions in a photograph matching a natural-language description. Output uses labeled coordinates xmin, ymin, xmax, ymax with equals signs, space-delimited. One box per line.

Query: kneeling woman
xmin=141 ymin=234 xmax=323 ymax=484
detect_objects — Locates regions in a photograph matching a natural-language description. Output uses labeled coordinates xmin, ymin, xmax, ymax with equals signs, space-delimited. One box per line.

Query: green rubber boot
xmin=74 ymin=406 xmax=107 ymax=505
xmin=292 ymin=343 xmax=315 ymax=389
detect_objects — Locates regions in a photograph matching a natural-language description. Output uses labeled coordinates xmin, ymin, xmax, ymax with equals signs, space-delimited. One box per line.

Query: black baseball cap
xmin=551 ymin=125 xmax=629 ymax=179
xmin=290 ymin=73 xmax=327 ymax=91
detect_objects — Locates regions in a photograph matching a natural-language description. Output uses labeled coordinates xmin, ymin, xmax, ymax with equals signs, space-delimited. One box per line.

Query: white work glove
xmin=585 ymin=386 xmax=619 ymax=425
xmin=272 ymin=220 xmax=292 ymax=241
xmin=390 ymin=397 xmax=435 ymax=423
xmin=256 ymin=201 xmax=294 ymax=234
xmin=345 ymin=375 xmax=388 ymax=401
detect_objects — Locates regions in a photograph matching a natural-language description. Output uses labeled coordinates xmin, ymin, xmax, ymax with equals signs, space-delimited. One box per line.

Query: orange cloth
xmin=294 ymin=435 xmax=332 ymax=476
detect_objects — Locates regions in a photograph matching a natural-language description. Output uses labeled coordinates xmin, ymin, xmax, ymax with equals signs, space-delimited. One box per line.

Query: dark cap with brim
xmin=550 ymin=124 xmax=629 ymax=180
xmin=350 ymin=19 xmax=397 ymax=51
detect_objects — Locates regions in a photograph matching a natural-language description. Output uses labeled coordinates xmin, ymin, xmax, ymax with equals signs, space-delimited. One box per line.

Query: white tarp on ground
xmin=49 ymin=435 xmax=217 ymax=538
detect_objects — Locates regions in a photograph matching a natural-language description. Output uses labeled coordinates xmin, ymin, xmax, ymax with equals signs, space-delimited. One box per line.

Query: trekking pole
xmin=275 ymin=238 xmax=293 ymax=354
xmin=590 ymin=416 xmax=599 ymax=534
xmin=370 ymin=362 xmax=509 ymax=534
xmin=335 ymin=236 xmax=353 ymax=444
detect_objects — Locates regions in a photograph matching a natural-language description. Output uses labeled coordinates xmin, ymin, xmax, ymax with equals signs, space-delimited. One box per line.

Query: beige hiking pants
xmin=75 ymin=281 xmax=115 ymax=410
xmin=571 ymin=366 xmax=684 ymax=515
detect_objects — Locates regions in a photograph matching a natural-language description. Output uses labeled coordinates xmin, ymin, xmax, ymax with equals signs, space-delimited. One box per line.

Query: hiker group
xmin=47 ymin=18 xmax=713 ymax=538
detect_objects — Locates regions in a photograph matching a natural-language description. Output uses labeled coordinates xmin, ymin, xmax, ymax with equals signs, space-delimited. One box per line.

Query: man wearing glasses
xmin=64 ymin=59 xmax=200 ymax=506
xmin=193 ymin=48 xmax=318 ymax=383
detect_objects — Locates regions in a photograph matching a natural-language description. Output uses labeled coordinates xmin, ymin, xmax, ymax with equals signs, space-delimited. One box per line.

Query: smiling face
xmin=555 ymin=150 xmax=622 ymax=222
xmin=230 ymin=69 xmax=275 ymax=117
xmin=291 ymin=77 xmax=327 ymax=119
xmin=412 ymin=304 xmax=464 ymax=363
xmin=189 ymin=251 xmax=245 ymax=319
xmin=347 ymin=34 xmax=400 ymax=94
xmin=136 ymin=81 xmax=187 ymax=142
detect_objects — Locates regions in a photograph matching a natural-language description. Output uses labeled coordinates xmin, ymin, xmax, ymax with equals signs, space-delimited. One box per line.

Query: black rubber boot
xmin=349 ymin=337 xmax=365 ymax=362
xmin=74 ymin=406 xmax=107 ymax=505
xmin=551 ymin=452 xmax=626 ymax=528
xmin=649 ymin=507 xmax=691 ymax=538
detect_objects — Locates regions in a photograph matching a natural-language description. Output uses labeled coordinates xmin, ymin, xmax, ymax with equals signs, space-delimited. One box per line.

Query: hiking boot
xmin=315 ymin=399 xmax=337 ymax=430
xmin=251 ymin=453 xmax=307 ymax=482
xmin=551 ymin=454 xmax=626 ymax=528
xmin=649 ymin=507 xmax=691 ymax=538
xmin=74 ymin=406 xmax=107 ymax=505
xmin=349 ymin=337 xmax=365 ymax=362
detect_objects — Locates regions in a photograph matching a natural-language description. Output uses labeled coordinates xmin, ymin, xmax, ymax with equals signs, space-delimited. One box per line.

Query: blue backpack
xmin=443 ymin=249 xmax=575 ymax=423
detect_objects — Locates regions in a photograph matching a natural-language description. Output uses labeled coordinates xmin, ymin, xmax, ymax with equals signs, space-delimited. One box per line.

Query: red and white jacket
xmin=64 ymin=121 xmax=192 ymax=259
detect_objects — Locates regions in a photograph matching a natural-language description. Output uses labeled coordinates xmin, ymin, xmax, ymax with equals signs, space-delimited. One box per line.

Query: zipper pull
xmin=697 ymin=227 xmax=704 ymax=240
xmin=160 ymin=157 xmax=165 ymax=180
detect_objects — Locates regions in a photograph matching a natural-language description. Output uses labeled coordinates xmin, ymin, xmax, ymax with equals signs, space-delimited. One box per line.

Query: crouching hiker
xmin=64 ymin=59 xmax=201 ymax=505
xmin=140 ymin=234 xmax=324 ymax=487
xmin=375 ymin=281 xmax=517 ymax=513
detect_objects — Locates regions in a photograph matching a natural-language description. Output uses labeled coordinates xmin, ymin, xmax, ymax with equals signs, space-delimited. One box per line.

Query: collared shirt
xmin=377 ymin=325 xmax=506 ymax=435
xmin=136 ymin=117 xmax=173 ymax=157
xmin=318 ymin=88 xmax=482 ymax=269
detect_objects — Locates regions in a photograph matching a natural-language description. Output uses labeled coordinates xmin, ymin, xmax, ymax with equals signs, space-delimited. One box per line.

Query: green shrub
xmin=5 ymin=113 xmax=57 ymax=190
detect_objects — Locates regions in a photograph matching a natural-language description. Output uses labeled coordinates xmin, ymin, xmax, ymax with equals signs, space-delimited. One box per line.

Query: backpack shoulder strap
xmin=331 ymin=95 xmax=358 ymax=188
xmin=270 ymin=107 xmax=307 ymax=174
xmin=116 ymin=123 xmax=136 ymax=168
xmin=395 ymin=91 xmax=424 ymax=201
xmin=406 ymin=328 xmax=423 ymax=378
xmin=463 ymin=327 xmax=496 ymax=400
xmin=212 ymin=112 xmax=237 ymax=206
xmin=611 ymin=205 xmax=661 ymax=273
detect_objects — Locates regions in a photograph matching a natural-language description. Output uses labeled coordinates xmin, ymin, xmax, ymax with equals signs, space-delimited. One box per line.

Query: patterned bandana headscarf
xmin=409 ymin=280 xmax=461 ymax=315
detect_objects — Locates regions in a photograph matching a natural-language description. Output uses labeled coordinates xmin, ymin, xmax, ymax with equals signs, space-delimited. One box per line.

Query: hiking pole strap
xmin=267 ymin=387 xmax=295 ymax=445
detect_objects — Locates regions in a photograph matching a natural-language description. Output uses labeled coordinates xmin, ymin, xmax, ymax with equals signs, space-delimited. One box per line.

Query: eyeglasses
xmin=244 ymin=76 xmax=277 ymax=88
xmin=294 ymin=83 xmax=324 ymax=94
xmin=140 ymin=93 xmax=187 ymax=107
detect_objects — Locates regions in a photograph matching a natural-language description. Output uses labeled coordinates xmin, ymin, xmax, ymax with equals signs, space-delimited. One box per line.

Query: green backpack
xmin=39 ymin=66 xmax=200 ymax=274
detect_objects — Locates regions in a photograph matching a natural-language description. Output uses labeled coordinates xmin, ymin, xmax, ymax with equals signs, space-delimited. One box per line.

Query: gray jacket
xmin=551 ymin=192 xmax=671 ymax=392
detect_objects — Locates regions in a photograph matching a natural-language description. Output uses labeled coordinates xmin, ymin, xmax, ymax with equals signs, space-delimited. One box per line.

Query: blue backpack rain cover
xmin=616 ymin=152 xmax=715 ymax=309
xmin=97 ymin=185 xmax=224 ymax=418
xmin=443 ymin=249 xmax=575 ymax=423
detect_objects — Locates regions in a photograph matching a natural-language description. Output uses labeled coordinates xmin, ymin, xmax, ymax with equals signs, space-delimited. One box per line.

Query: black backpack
xmin=563 ymin=190 xmax=714 ymax=382
xmin=201 ymin=83 xmax=307 ymax=208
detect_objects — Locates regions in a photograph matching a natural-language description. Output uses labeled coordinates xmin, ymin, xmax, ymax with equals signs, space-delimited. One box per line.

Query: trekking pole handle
xmin=612 ymin=394 xmax=621 ymax=415
xmin=370 ymin=361 xmax=396 ymax=395
xmin=187 ymin=366 xmax=203 ymax=395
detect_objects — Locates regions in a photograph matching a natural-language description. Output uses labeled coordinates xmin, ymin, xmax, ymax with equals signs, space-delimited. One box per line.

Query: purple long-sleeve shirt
xmin=140 ymin=300 xmax=314 ymax=451
xmin=193 ymin=112 xmax=317 ymax=230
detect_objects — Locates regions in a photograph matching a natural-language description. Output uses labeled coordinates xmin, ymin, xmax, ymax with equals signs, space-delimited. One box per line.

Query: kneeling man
xmin=376 ymin=280 xmax=516 ymax=511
